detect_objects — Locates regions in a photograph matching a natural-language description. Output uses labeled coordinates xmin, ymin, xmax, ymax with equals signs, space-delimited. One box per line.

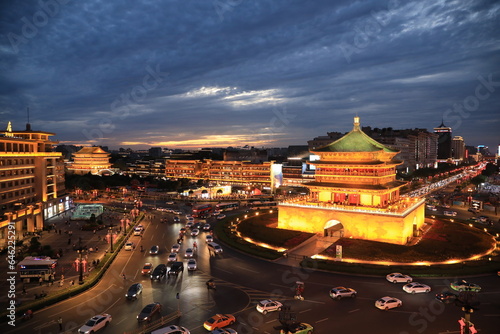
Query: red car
xmin=203 ymin=314 xmax=236 ymax=331
xmin=141 ymin=263 xmax=152 ymax=275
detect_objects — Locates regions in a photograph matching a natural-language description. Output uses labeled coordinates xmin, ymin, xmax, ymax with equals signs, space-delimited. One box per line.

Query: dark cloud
xmin=0 ymin=0 xmax=499 ymax=149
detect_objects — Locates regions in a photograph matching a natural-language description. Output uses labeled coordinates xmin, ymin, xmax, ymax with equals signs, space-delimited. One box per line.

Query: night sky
xmin=1 ymin=0 xmax=499 ymax=150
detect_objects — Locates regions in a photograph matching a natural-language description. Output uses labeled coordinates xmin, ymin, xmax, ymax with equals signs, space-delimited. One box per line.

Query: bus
xmin=18 ymin=256 xmax=57 ymax=281
xmin=250 ymin=201 xmax=278 ymax=210
xmin=192 ymin=204 xmax=212 ymax=218
xmin=215 ymin=202 xmax=239 ymax=211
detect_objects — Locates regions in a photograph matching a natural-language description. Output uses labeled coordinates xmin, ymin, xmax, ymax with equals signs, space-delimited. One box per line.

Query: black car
xmin=150 ymin=264 xmax=167 ymax=281
xmin=137 ymin=302 xmax=162 ymax=322
xmin=436 ymin=291 xmax=458 ymax=303
xmin=125 ymin=283 xmax=143 ymax=300
xmin=168 ymin=261 xmax=184 ymax=276
xmin=150 ymin=245 xmax=159 ymax=255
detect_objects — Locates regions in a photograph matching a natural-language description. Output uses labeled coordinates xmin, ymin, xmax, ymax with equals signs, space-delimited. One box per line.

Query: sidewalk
xmin=1 ymin=206 xmax=123 ymax=306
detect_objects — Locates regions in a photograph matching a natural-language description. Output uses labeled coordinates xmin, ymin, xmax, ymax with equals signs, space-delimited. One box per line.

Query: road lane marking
xmin=390 ymin=310 xmax=419 ymax=314
xmin=316 ymin=317 xmax=329 ymax=323
xmin=216 ymin=268 xmax=233 ymax=275
xmin=33 ymin=320 xmax=55 ymax=330
xmin=299 ymin=308 xmax=312 ymax=313
xmin=348 ymin=308 xmax=360 ymax=313
xmin=104 ymin=294 xmax=123 ymax=313
xmin=266 ymin=319 xmax=278 ymax=324
xmin=234 ymin=265 xmax=260 ymax=274
xmin=303 ymin=299 xmax=325 ymax=304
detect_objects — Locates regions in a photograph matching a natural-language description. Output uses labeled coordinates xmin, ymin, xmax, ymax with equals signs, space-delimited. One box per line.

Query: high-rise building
xmin=452 ymin=136 xmax=466 ymax=160
xmin=0 ymin=122 xmax=69 ymax=249
xmin=148 ymin=147 xmax=163 ymax=157
xmin=434 ymin=121 xmax=452 ymax=160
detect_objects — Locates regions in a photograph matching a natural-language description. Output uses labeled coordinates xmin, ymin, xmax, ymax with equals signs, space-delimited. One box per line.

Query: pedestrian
xmin=58 ymin=317 xmax=63 ymax=331
xmin=39 ymin=276 xmax=43 ymax=286
xmin=122 ymin=273 xmax=126 ymax=280
xmin=22 ymin=286 xmax=26 ymax=295
xmin=96 ymin=259 xmax=100 ymax=265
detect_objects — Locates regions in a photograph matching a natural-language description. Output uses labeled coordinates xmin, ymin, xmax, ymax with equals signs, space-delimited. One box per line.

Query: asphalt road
xmin=6 ymin=203 xmax=500 ymax=334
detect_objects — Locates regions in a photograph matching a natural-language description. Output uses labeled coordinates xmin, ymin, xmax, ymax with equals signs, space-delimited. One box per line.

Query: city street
xmin=5 ymin=204 xmax=500 ymax=334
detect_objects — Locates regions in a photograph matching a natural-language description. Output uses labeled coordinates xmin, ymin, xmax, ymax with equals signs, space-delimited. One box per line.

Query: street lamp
xmin=77 ymin=249 xmax=84 ymax=285
xmin=109 ymin=227 xmax=114 ymax=253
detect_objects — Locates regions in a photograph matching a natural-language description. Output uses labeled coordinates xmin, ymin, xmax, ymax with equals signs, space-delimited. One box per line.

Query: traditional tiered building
xmin=278 ymin=117 xmax=425 ymax=245
xmin=67 ymin=146 xmax=112 ymax=175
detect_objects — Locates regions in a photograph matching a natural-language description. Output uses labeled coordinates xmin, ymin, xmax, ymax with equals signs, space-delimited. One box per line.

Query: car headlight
xmin=132 ymin=294 xmax=136 ymax=297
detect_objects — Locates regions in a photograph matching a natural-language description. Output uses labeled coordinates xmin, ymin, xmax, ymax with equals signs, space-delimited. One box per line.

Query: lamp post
xmin=109 ymin=227 xmax=114 ymax=253
xmin=77 ymin=249 xmax=84 ymax=285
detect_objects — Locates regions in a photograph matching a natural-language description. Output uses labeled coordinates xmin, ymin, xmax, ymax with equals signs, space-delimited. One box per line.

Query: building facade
xmin=278 ymin=117 xmax=425 ymax=245
xmin=0 ymin=122 xmax=69 ymax=250
xmin=434 ymin=121 xmax=452 ymax=160
xmin=452 ymin=136 xmax=466 ymax=161
xmin=165 ymin=159 xmax=281 ymax=191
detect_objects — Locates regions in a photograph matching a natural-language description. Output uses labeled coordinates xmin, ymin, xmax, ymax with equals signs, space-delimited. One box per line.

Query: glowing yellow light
xmin=469 ymin=224 xmax=473 ymax=227
xmin=244 ymin=215 xmax=247 ymax=219
xmin=255 ymin=212 xmax=259 ymax=216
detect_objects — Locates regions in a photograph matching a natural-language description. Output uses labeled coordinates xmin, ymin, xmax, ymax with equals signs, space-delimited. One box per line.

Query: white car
xmin=78 ymin=314 xmax=112 ymax=334
xmin=203 ymin=223 xmax=211 ymax=231
xmin=403 ymin=282 xmax=431 ymax=294
xmin=386 ymin=273 xmax=412 ymax=283
xmin=206 ymin=235 xmax=214 ymax=243
xmin=185 ymin=248 xmax=194 ymax=258
xmin=168 ymin=253 xmax=177 ymax=262
xmin=209 ymin=329 xmax=237 ymax=334
xmin=216 ymin=214 xmax=226 ymax=220
xmin=256 ymin=299 xmax=283 ymax=314
xmin=187 ymin=258 xmax=197 ymax=271
xmin=375 ymin=296 xmax=402 ymax=310
xmin=124 ymin=242 xmax=134 ymax=251
xmin=173 ymin=210 xmax=182 ymax=215
xmin=165 ymin=201 xmax=175 ymax=205
xmin=151 ymin=325 xmax=190 ymax=334
xmin=443 ymin=211 xmax=457 ymax=217
xmin=191 ymin=228 xmax=200 ymax=236
xmin=171 ymin=244 xmax=181 ymax=253
xmin=185 ymin=221 xmax=193 ymax=229
xmin=329 ymin=286 xmax=357 ymax=299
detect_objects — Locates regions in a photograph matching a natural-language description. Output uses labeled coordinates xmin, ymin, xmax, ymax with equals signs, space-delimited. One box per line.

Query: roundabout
xmin=222 ymin=211 xmax=500 ymax=276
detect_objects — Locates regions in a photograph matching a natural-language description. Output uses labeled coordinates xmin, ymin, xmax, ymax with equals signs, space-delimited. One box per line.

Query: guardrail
xmin=123 ymin=310 xmax=181 ymax=334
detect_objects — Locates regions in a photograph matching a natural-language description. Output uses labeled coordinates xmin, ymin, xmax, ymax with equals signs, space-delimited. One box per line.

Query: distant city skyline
xmin=1 ymin=1 xmax=499 ymax=150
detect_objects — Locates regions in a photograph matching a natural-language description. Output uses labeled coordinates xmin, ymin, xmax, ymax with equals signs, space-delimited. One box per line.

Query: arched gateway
xmin=324 ymin=220 xmax=344 ymax=238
